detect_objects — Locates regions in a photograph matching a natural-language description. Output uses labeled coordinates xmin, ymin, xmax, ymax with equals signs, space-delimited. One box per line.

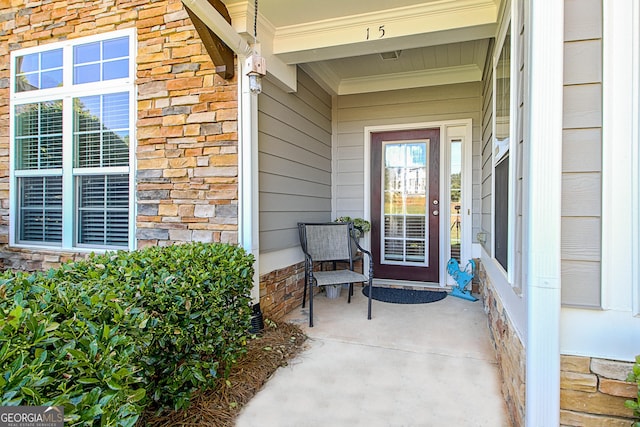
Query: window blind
xmin=77 ymin=174 xmax=129 ymax=246
xmin=18 ymin=176 xmax=63 ymax=243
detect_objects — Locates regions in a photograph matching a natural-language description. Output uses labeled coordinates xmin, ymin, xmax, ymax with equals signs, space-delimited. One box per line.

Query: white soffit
xmin=224 ymin=0 xmax=498 ymax=95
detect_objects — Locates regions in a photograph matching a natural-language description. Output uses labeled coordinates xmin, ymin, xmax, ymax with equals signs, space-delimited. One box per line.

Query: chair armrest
xmin=352 ymin=239 xmax=374 ymax=278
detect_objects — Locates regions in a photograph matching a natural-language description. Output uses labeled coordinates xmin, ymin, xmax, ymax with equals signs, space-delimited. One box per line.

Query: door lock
xmin=433 ymin=210 xmax=439 ymax=216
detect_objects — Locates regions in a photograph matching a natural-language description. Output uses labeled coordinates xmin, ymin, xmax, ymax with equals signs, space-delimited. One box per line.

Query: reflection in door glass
xmin=450 ymin=140 xmax=462 ymax=261
xmin=383 ymin=141 xmax=428 ymax=265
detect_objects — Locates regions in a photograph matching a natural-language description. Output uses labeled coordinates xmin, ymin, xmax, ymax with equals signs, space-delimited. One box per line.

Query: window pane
xmin=103 ymin=93 xmax=130 ymax=129
xmin=382 ymin=141 xmax=428 ymax=265
xmin=406 ymin=216 xmax=425 ymax=239
xmin=495 ymin=156 xmax=509 ymax=270
xmin=103 ymin=37 xmax=129 ymax=60
xmin=16 ymin=74 xmax=40 ymax=92
xmin=18 ymin=53 xmax=39 ymax=73
xmin=74 ymin=42 xmax=100 ymax=65
xmin=406 ymin=240 xmax=425 ymax=262
xmin=74 ymin=93 xmax=129 ymax=168
xmin=15 ymin=49 xmax=63 ymax=92
xmin=495 ymin=25 xmax=511 ymax=154
xmin=103 ymin=59 xmax=128 ymax=81
xmin=74 ymin=63 xmax=100 ymax=85
xmin=18 ymin=176 xmax=63 ymax=243
xmin=77 ymin=175 xmax=129 ymax=246
xmin=41 ymin=50 xmax=63 ymax=69
xmin=15 ymin=101 xmax=63 ymax=170
xmin=450 ymin=140 xmax=462 ymax=262
xmin=40 ymin=70 xmax=63 ymax=89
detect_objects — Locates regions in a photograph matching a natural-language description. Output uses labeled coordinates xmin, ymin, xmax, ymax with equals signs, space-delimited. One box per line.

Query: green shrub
xmin=0 ymin=271 xmax=147 ymax=426
xmin=0 ymin=242 xmax=254 ymax=425
xmin=626 ymin=355 xmax=640 ymax=427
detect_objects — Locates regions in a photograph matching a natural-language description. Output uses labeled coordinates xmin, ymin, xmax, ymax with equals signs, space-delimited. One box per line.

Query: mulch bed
xmin=140 ymin=321 xmax=307 ymax=427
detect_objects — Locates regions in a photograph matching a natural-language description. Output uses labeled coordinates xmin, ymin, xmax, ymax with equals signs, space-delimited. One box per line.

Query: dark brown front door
xmin=371 ymin=129 xmax=440 ymax=282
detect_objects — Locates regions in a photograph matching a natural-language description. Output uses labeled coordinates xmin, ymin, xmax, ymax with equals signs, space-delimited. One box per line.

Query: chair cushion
xmin=313 ymin=269 xmax=368 ymax=287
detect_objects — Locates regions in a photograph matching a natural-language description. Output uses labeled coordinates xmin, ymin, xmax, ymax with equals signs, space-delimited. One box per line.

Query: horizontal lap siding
xmin=258 ymin=70 xmax=332 ymax=252
xmin=561 ymin=0 xmax=603 ymax=307
xmin=336 ymin=82 xmax=482 ymax=223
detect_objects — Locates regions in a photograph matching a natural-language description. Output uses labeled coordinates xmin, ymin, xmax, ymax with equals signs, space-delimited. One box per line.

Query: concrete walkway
xmin=236 ymin=287 xmax=510 ymax=427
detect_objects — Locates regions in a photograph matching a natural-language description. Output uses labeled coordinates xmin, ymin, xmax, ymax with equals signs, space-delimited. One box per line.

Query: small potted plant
xmin=334 ymin=216 xmax=371 ymax=240
xmin=334 ymin=216 xmax=371 ymax=264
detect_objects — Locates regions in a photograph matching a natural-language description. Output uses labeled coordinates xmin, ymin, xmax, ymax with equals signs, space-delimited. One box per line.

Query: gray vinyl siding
xmin=561 ymin=0 xmax=602 ymax=307
xmin=335 ymin=82 xmax=483 ymax=232
xmin=258 ymin=69 xmax=332 ymax=252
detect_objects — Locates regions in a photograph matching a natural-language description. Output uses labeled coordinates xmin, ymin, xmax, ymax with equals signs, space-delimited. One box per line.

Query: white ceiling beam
xmin=336 ymin=64 xmax=483 ymax=95
xmin=273 ymin=0 xmax=497 ymax=64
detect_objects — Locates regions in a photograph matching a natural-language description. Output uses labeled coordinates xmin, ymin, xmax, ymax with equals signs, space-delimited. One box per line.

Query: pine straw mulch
xmin=140 ymin=321 xmax=307 ymax=427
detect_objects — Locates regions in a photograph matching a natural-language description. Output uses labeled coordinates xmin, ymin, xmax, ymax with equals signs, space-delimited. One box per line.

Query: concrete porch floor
xmin=236 ymin=286 xmax=511 ymax=427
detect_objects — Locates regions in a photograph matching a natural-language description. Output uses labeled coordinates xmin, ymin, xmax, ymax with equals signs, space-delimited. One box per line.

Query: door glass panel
xmin=382 ymin=141 xmax=429 ymax=265
xmin=450 ymin=139 xmax=462 ymax=261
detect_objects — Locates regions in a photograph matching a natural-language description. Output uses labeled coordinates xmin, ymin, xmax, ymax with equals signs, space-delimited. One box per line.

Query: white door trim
xmin=364 ymin=119 xmax=473 ymax=286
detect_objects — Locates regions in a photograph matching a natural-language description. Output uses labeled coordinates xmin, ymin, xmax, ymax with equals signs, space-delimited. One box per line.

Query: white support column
xmin=525 ymin=1 xmax=563 ymax=426
xmin=238 ymin=58 xmax=261 ymax=304
xmin=181 ymin=0 xmax=260 ymax=303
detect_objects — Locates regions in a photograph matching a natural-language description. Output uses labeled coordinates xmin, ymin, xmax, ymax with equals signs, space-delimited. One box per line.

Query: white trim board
xmin=363 ymin=119 xmax=473 ymax=287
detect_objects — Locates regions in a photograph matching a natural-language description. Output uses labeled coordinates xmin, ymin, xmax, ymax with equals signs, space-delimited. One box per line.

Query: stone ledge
xmin=560 ymin=409 xmax=634 ymax=427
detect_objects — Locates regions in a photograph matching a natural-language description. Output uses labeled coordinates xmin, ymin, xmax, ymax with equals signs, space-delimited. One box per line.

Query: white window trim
xmin=9 ymin=28 xmax=137 ymax=252
xmin=491 ymin=0 xmax=517 ymax=284
xmin=634 ymin=0 xmax=640 ymax=316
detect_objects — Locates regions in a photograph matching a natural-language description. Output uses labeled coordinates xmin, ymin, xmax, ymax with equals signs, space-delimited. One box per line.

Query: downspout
xmin=525 ymin=0 xmax=563 ymax=425
xmin=238 ymin=57 xmax=261 ymax=306
xmin=181 ymin=0 xmax=260 ymax=305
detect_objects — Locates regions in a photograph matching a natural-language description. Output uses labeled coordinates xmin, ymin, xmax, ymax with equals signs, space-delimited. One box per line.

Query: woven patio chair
xmin=298 ymin=222 xmax=373 ymax=327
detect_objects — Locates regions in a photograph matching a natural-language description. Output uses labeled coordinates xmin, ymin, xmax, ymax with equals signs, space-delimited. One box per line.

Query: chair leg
xmin=347 ymin=283 xmax=353 ymax=303
xmin=309 ymin=281 xmax=314 ymax=327
xmin=302 ymin=268 xmax=308 ymax=308
xmin=367 ymin=279 xmax=372 ymax=320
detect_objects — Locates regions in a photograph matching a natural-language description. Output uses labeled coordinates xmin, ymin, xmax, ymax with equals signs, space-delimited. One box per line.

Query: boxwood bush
xmin=0 ymin=242 xmax=254 ymax=426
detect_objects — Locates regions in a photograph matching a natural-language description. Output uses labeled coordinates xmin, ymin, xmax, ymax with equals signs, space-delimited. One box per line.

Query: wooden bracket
xmin=185 ymin=0 xmax=235 ymax=80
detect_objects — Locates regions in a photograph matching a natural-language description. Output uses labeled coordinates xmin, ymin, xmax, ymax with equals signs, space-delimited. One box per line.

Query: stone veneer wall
xmin=259 ymin=258 xmax=365 ymax=320
xmin=259 ymin=261 xmax=306 ymax=321
xmin=560 ymin=356 xmax=636 ymax=426
xmin=477 ymin=261 xmax=525 ymax=427
xmin=478 ymin=261 xmax=638 ymax=426
xmin=0 ymin=0 xmax=238 ymax=271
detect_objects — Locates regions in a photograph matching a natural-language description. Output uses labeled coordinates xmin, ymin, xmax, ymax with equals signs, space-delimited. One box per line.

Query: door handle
xmin=432 ymin=210 xmax=439 ymax=216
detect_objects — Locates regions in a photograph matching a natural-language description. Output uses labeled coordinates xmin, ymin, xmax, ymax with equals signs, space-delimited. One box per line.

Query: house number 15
xmin=366 ymin=25 xmax=386 ymax=40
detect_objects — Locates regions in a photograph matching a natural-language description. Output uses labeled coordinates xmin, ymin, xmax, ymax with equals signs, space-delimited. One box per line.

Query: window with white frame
xmin=494 ymin=19 xmax=512 ymax=274
xmin=10 ymin=30 xmax=135 ymax=250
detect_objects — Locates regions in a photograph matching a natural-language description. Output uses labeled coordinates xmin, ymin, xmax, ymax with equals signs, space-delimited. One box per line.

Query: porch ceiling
xmin=222 ymin=0 xmax=500 ymax=95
